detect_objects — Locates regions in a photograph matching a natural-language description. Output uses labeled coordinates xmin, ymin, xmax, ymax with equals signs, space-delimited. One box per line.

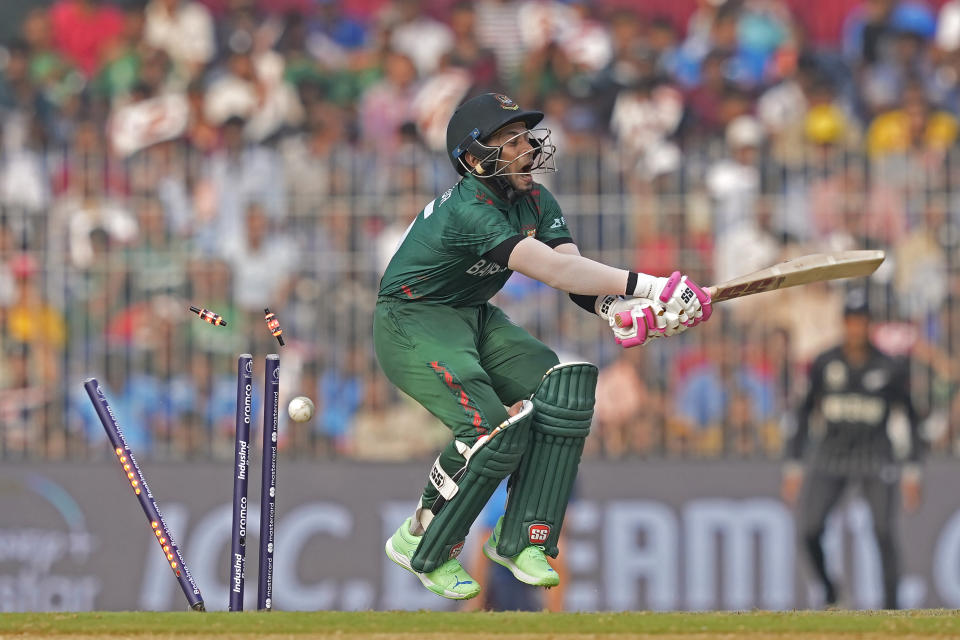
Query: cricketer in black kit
xmin=781 ymin=289 xmax=924 ymax=610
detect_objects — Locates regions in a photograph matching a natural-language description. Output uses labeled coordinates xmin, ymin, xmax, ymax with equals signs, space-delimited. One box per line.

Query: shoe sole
xmin=384 ymin=537 xmax=479 ymax=600
xmin=482 ymin=540 xmax=560 ymax=587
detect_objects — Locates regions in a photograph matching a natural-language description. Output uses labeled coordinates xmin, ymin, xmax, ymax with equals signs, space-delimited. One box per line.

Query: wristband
xmin=627 ymin=271 xmax=662 ymax=299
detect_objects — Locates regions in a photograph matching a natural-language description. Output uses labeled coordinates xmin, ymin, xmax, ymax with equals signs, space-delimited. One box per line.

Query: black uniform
xmin=785 ymin=343 xmax=922 ymax=609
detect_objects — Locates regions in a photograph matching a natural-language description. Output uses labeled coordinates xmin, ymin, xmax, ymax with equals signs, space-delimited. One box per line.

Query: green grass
xmin=0 ymin=610 xmax=958 ymax=637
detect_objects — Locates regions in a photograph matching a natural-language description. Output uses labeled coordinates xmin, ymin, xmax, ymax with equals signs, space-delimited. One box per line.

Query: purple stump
xmin=258 ymin=354 xmax=279 ymax=610
xmin=83 ymin=378 xmax=205 ymax=611
xmin=230 ymin=354 xmax=253 ymax=611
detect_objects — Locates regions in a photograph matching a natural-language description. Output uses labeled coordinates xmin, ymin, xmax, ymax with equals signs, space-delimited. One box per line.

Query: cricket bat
xmin=707 ymin=250 xmax=885 ymax=302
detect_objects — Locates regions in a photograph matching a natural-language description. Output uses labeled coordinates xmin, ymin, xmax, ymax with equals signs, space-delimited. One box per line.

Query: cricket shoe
xmin=482 ymin=516 xmax=559 ymax=587
xmin=385 ymin=517 xmax=481 ymax=600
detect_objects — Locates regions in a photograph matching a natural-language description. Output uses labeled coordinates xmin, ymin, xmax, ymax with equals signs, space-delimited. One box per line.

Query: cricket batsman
xmin=374 ymin=93 xmax=712 ymax=599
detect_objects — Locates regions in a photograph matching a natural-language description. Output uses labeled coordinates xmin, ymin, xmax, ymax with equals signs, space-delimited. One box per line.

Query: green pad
xmin=497 ymin=362 xmax=598 ymax=558
xmin=411 ymin=402 xmax=534 ymax=573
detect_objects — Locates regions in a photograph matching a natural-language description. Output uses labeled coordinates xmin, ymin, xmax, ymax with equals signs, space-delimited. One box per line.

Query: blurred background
xmin=1 ymin=0 xmax=960 ymax=614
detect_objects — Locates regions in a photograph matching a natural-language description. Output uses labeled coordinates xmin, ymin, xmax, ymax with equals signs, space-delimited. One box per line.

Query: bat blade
xmin=706 ymin=250 xmax=885 ymax=303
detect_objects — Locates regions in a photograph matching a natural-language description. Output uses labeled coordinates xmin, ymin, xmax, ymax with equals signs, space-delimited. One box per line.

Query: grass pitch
xmin=0 ymin=610 xmax=958 ymax=640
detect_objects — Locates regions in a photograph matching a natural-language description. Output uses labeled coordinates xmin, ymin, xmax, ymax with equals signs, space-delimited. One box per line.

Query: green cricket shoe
xmin=482 ymin=516 xmax=560 ymax=587
xmin=385 ymin=517 xmax=481 ymax=600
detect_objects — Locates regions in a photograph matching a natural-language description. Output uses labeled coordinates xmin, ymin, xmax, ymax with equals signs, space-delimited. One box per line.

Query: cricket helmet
xmin=446 ymin=93 xmax=556 ymax=177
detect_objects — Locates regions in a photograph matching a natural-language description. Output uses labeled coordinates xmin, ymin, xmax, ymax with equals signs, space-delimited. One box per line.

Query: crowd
xmin=1 ymin=0 xmax=960 ymax=462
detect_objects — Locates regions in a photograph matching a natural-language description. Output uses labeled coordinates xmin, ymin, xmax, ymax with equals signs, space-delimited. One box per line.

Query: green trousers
xmin=373 ymin=298 xmax=559 ymax=506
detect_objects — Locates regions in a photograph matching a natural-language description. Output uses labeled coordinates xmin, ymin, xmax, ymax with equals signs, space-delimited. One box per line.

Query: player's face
xmin=488 ymin=124 xmax=536 ymax=192
xmin=843 ymin=313 xmax=870 ymax=349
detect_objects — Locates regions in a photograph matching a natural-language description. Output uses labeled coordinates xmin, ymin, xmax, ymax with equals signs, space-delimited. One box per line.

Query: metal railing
xmin=1 ymin=137 xmax=958 ymax=462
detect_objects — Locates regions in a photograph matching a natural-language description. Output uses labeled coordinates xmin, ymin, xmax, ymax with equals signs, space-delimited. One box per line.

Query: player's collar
xmin=461 ymin=174 xmax=524 ymax=209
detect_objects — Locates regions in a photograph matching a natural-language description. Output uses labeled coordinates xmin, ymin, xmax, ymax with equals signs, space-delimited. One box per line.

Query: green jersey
xmin=379 ymin=175 xmax=573 ymax=306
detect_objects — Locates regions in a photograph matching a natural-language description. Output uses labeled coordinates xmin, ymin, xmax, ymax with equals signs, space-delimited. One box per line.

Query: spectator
xmin=72 ymin=351 xmax=161 ymax=453
xmin=317 ymin=346 xmax=366 ymax=453
xmin=3 ymin=254 xmax=66 ymax=388
xmin=306 ymin=0 xmax=369 ymax=67
xmin=757 ymin=53 xmax=821 ymax=155
xmin=220 ymin=201 xmax=296 ymax=311
xmin=706 ymin=115 xmax=779 ymax=284
xmin=858 ymin=5 xmax=936 ymax=116
xmin=54 ymin=178 xmax=137 ymax=272
xmin=937 ymin=0 xmax=960 ymax=55
xmin=204 ymin=48 xmax=304 ymax=141
xmin=20 ymin=9 xmax=80 ymax=110
xmin=91 ymin=6 xmax=153 ymax=100
xmin=842 ymin=0 xmax=899 ymax=66
xmin=197 ymin=115 xmax=287 ymax=249
xmin=184 ymin=257 xmax=243 ymax=355
xmin=128 ymin=141 xmax=197 ymax=236
xmin=49 ymin=0 xmax=125 ymax=77
xmin=169 ymin=351 xmax=237 ymax=457
xmin=737 ymin=0 xmax=796 ymax=86
xmin=683 ymin=0 xmax=726 ymax=65
xmin=672 ymin=326 xmax=778 ymax=457
xmin=385 ymin=0 xmax=454 ymax=77
xmin=516 ymin=34 xmax=574 ymax=107
xmin=0 ymin=114 xmax=52 ymax=245
xmin=184 ymin=78 xmax=221 ymax=151
xmin=804 ymin=156 xmax=905 ymax=248
xmin=610 ymin=76 xmax=684 ymax=179
xmin=684 ymin=50 xmax=731 ymax=139
xmin=0 ymin=40 xmax=57 ymax=132
xmin=474 ymin=0 xmax=525 ymax=84
xmin=278 ymin=13 xmax=324 ymax=90
xmin=124 ymin=199 xmax=186 ymax=300
xmin=893 ymin=197 xmax=949 ymax=320
xmin=351 ymin=375 xmax=449 ymax=459
xmin=441 ymin=2 xmax=499 ymax=92
xmin=212 ymin=0 xmax=262 ymax=62
xmin=357 ymin=49 xmax=418 ymax=153
xmin=518 ymin=0 xmax=611 ymax=76
xmin=0 ymin=342 xmax=49 ymax=457
xmin=144 ymin=0 xmax=216 ymax=82
xmin=774 ymin=95 xmax=859 ymax=242
xmin=648 ymin=16 xmax=685 ymax=83
xmin=866 ymin=83 xmax=958 ymax=158
xmin=593 ymin=11 xmax=653 ymax=116
xmin=281 ymin=101 xmax=344 ymax=216
xmin=593 ymin=347 xmax=658 ymax=458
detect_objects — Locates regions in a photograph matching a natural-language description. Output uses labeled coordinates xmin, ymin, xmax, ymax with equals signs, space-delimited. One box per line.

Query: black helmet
xmin=446 ymin=93 xmax=545 ymax=176
xmin=843 ymin=287 xmax=871 ymax=317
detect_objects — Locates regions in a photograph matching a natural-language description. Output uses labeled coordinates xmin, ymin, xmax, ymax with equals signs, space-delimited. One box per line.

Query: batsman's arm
xmin=504 ymin=237 xmax=710 ymax=331
xmin=507 ymin=236 xmax=634 ymax=296
xmin=548 ymin=242 xmax=609 ymax=315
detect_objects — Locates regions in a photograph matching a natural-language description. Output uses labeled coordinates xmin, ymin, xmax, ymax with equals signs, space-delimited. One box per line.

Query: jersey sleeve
xmin=892 ymin=356 xmax=925 ymax=464
xmin=441 ymin=200 xmax=520 ymax=257
xmin=534 ymin=186 xmax=574 ymax=246
xmin=785 ymin=352 xmax=827 ymax=461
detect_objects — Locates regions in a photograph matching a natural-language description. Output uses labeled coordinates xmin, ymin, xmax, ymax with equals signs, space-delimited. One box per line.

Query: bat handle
xmin=706 ymin=286 xmax=717 ymax=298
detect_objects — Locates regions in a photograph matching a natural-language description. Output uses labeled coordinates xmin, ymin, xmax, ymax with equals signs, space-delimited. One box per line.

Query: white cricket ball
xmin=287 ymin=396 xmax=315 ymax=423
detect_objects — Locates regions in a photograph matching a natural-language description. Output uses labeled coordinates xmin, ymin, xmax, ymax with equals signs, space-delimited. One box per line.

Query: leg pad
xmin=498 ymin=362 xmax=597 ymax=558
xmin=410 ymin=401 xmax=534 ymax=572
